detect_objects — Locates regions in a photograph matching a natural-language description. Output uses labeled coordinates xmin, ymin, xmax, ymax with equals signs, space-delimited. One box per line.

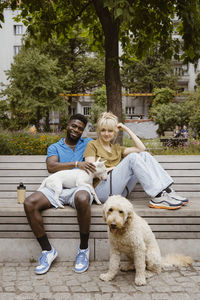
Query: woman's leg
xmin=95 ymin=152 xmax=173 ymax=202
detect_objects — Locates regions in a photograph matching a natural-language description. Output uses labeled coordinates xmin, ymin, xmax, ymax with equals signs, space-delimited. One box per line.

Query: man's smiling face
xmin=66 ymin=119 xmax=86 ymax=143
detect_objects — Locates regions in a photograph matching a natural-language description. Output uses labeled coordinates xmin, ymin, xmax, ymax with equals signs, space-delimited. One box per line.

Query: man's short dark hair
xmin=69 ymin=114 xmax=88 ymax=126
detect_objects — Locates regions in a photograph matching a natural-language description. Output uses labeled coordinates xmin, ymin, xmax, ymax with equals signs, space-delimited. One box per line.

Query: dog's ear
xmin=127 ymin=209 xmax=133 ymax=222
xmin=101 ymin=160 xmax=106 ymax=164
xmin=96 ymin=157 xmax=101 ymax=162
xmin=102 ymin=205 xmax=107 ymax=222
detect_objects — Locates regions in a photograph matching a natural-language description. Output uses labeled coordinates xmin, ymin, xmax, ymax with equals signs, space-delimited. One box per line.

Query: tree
xmin=2 ymin=0 xmax=200 ymax=126
xmin=184 ymin=88 xmax=200 ymax=137
xmin=150 ymin=102 xmax=190 ymax=136
xmin=151 ymin=87 xmax=176 ymax=106
xmin=1 ymin=47 xmax=67 ymax=130
xmin=121 ymin=53 xmax=178 ymax=93
xmin=32 ymin=36 xmax=105 ymax=114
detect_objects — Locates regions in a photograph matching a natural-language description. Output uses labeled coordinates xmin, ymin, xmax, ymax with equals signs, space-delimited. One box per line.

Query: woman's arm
xmin=117 ymin=123 xmax=146 ymax=156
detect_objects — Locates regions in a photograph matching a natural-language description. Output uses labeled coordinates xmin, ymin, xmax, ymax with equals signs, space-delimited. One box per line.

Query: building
xmin=0 ymin=8 xmax=25 ymax=91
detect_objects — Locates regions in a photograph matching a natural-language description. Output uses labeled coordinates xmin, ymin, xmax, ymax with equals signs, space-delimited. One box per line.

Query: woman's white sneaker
xmin=149 ymin=191 xmax=182 ymax=210
xmin=167 ymin=188 xmax=189 ymax=205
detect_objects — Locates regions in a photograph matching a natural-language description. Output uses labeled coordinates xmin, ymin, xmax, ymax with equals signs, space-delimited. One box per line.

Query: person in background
xmin=180 ymin=125 xmax=189 ymax=139
xmin=173 ymin=125 xmax=181 ymax=138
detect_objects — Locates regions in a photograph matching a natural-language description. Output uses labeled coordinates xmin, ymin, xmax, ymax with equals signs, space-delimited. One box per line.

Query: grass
xmin=123 ymin=137 xmax=200 ymax=155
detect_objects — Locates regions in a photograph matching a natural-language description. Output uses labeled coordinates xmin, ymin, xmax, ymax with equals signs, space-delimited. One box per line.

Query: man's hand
xmin=77 ymin=161 xmax=96 ymax=174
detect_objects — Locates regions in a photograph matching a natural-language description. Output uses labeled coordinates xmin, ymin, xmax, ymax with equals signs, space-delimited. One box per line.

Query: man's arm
xmin=47 ymin=156 xmax=96 ymax=174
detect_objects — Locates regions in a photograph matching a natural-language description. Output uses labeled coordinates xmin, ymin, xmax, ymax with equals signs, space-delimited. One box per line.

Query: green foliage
xmin=121 ymin=54 xmax=178 ymax=93
xmin=150 ymin=102 xmax=190 ymax=136
xmin=89 ymin=85 xmax=107 ymax=126
xmin=0 ymin=47 xmax=67 ymax=130
xmin=7 ymin=0 xmax=200 ymax=62
xmin=152 ymin=88 xmax=175 ymax=106
xmin=29 ymin=36 xmax=105 ymax=94
xmin=0 ymin=130 xmax=64 ymax=155
xmin=3 ymin=0 xmax=200 ymax=123
xmin=0 ymin=100 xmax=9 ymax=129
xmin=184 ymin=88 xmax=200 ymax=137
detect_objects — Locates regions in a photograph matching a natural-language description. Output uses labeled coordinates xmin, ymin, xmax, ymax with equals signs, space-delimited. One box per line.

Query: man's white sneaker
xmin=167 ymin=188 xmax=189 ymax=205
xmin=149 ymin=191 xmax=182 ymax=210
xmin=35 ymin=247 xmax=58 ymax=275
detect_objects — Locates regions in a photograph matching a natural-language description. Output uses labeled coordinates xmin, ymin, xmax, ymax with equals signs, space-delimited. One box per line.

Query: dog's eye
xmin=108 ymin=208 xmax=113 ymax=212
xmin=119 ymin=210 xmax=123 ymax=214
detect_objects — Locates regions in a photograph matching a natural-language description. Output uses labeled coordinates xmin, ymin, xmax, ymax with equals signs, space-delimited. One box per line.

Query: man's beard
xmin=66 ymin=130 xmax=80 ymax=143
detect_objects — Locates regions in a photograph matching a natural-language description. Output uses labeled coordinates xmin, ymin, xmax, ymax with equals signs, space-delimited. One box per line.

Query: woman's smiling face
xmin=99 ymin=127 xmax=115 ymax=143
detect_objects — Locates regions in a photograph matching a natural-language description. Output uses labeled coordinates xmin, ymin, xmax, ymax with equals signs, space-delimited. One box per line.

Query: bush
xmin=152 ymin=87 xmax=175 ymax=106
xmin=150 ymin=102 xmax=190 ymax=136
xmin=0 ymin=131 xmax=64 ymax=155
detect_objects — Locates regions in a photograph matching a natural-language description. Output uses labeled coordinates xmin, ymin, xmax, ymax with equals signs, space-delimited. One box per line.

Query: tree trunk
xmin=93 ymin=0 xmax=122 ymax=124
xmin=44 ymin=110 xmax=50 ymax=132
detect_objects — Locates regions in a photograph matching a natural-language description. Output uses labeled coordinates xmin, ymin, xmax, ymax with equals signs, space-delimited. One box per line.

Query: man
xmin=24 ymin=114 xmax=95 ymax=275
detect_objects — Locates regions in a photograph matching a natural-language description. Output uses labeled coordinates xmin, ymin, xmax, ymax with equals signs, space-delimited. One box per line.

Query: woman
xmin=84 ymin=112 xmax=188 ymax=209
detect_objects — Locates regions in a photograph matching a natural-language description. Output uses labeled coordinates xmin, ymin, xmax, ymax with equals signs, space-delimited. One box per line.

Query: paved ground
xmin=0 ymin=260 xmax=200 ymax=300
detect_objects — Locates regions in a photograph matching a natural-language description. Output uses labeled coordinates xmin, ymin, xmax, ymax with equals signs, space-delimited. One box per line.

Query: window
xmin=14 ymin=45 xmax=22 ymax=56
xmin=174 ymin=67 xmax=184 ymax=76
xmin=126 ymin=107 xmax=135 ymax=115
xmin=14 ymin=25 xmax=23 ymax=35
xmin=71 ymin=108 xmax=75 ymax=115
xmin=83 ymin=106 xmax=91 ymax=116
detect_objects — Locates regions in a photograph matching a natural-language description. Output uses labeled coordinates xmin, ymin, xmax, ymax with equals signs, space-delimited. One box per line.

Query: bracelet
xmin=75 ymin=161 xmax=78 ymax=168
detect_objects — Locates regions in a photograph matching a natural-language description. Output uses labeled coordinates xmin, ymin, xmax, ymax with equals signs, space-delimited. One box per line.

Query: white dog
xmin=38 ymin=157 xmax=107 ymax=208
xmin=100 ymin=195 xmax=193 ymax=286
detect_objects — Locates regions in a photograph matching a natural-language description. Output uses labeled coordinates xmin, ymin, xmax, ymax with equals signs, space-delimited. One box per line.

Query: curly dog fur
xmin=100 ymin=195 xmax=193 ymax=286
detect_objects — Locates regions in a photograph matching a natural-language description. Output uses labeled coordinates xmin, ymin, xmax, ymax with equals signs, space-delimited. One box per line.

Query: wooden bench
xmin=0 ymin=155 xmax=200 ymax=262
xmin=160 ymin=131 xmax=188 ymax=147
xmin=160 ymin=137 xmax=188 ymax=147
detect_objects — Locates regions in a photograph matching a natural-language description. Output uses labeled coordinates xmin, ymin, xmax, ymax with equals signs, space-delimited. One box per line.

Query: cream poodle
xmin=100 ymin=195 xmax=193 ymax=286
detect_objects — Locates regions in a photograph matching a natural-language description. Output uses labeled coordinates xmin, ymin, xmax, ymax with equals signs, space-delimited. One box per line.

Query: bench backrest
xmin=0 ymin=155 xmax=200 ymax=200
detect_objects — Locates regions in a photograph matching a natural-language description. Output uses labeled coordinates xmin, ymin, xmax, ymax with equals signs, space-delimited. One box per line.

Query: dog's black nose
xmin=110 ymin=224 xmax=117 ymax=229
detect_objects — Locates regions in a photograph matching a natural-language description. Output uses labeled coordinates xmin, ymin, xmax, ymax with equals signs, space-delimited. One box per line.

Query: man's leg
xmin=74 ymin=190 xmax=91 ymax=273
xmin=24 ymin=191 xmax=58 ymax=274
xmin=24 ymin=191 xmax=52 ymax=241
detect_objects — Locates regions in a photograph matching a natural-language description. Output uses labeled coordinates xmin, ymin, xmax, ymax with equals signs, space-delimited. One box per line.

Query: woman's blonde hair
xmin=96 ymin=112 xmax=119 ymax=137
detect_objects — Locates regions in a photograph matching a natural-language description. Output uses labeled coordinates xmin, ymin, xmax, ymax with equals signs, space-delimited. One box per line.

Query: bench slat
xmin=0 ymin=162 xmax=47 ymax=169
xmin=1 ymin=183 xmax=200 ymax=192
xmin=1 ymin=177 xmax=200 ymax=185
xmin=1 ymin=190 xmax=199 ymax=199
xmin=0 ymin=155 xmax=46 ymax=162
xmin=1 ymin=161 xmax=199 ymax=170
xmin=0 ymin=231 xmax=199 ymax=239
xmin=0 ymin=170 xmax=49 ymax=176
xmin=159 ymin=162 xmax=200 ymax=169
xmin=0 ymin=223 xmax=199 ymax=233
xmin=0 ymin=216 xmax=199 ymax=225
xmin=1 ymin=169 xmax=200 ymax=177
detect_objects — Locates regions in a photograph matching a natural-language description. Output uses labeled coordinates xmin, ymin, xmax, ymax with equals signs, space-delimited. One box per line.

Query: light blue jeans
xmin=95 ymin=152 xmax=173 ymax=203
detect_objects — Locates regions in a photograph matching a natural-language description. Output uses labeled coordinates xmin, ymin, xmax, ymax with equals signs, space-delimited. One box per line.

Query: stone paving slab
xmin=0 ymin=260 xmax=200 ymax=299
